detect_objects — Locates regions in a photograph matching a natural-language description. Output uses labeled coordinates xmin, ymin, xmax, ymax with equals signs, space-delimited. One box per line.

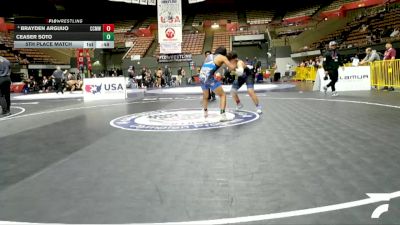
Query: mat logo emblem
xmin=85 ymin=83 xmax=124 ymax=94
xmin=110 ymin=109 xmax=259 ymax=132
xmin=85 ymin=84 xmax=102 ymax=94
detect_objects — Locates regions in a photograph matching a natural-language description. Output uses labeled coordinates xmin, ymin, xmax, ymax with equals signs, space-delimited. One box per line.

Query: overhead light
xmin=211 ymin=23 xmax=219 ymax=29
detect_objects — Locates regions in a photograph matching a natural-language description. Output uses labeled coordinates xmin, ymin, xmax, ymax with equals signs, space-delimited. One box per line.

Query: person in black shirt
xmin=52 ymin=66 xmax=64 ymax=94
xmin=323 ymin=41 xmax=344 ymax=97
xmin=0 ymin=56 xmax=11 ymax=116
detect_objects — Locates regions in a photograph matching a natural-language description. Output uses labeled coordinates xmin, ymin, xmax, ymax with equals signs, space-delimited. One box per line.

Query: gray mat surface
xmin=0 ymin=91 xmax=399 ymax=225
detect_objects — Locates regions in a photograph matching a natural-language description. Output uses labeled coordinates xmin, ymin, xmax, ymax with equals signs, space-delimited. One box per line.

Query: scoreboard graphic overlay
xmin=13 ymin=19 xmax=114 ymax=49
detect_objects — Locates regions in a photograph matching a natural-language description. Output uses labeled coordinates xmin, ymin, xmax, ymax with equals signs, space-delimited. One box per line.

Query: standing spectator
xmin=384 ymin=42 xmax=396 ymax=59
xmin=156 ymin=68 xmax=162 ymax=88
xmin=163 ymin=66 xmax=171 ymax=87
xmin=178 ymin=67 xmax=185 ymax=86
xmin=177 ymin=67 xmax=182 ymax=76
xmin=360 ymin=48 xmax=380 ymax=65
xmin=146 ymin=68 xmax=152 ymax=87
xmin=52 ymin=66 xmax=64 ymax=94
xmin=144 ymin=69 xmax=153 ymax=88
xmin=0 ymin=56 xmax=11 ymax=116
xmin=127 ymin=65 xmax=135 ymax=78
xmin=135 ymin=67 xmax=144 ymax=89
xmin=323 ymin=41 xmax=344 ymax=97
xmin=177 ymin=67 xmax=182 ymax=85
xmin=383 ymin=43 xmax=397 ymax=91
xmin=253 ymin=57 xmax=261 ymax=73
xmin=127 ymin=66 xmax=136 ymax=89
xmin=245 ymin=57 xmax=252 ymax=66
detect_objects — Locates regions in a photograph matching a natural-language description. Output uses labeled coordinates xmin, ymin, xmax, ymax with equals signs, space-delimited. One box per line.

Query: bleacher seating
xmin=113 ymin=20 xmax=137 ymax=47
xmin=0 ymin=32 xmax=13 ymax=48
xmin=16 ymin=49 xmax=62 ymax=64
xmin=114 ymin=33 xmax=137 ymax=46
xmin=154 ymin=33 xmax=205 ymax=56
xmin=192 ymin=11 xmax=238 ymax=27
xmin=345 ymin=9 xmax=400 ymax=47
xmin=212 ymin=30 xmax=259 ymax=53
xmin=140 ymin=18 xmax=158 ymax=29
xmin=0 ymin=50 xmax=18 ymax=63
xmin=283 ymin=5 xmax=320 ymax=19
xmin=124 ymin=37 xmax=154 ymax=59
xmin=299 ymin=7 xmax=400 ymax=53
xmin=246 ymin=10 xmax=275 ymax=25
xmin=322 ymin=0 xmax=358 ymax=11
xmin=114 ymin=20 xmax=137 ymax=33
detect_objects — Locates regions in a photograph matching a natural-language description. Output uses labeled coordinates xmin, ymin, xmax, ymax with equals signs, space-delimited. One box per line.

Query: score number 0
xmin=102 ymin=24 xmax=114 ymax=32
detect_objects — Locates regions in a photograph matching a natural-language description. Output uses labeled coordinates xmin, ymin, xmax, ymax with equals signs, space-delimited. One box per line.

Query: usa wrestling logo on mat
xmin=110 ymin=109 xmax=259 ymax=132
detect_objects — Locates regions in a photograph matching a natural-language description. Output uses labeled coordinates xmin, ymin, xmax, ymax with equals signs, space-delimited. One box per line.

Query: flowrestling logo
xmin=110 ymin=108 xmax=259 ymax=132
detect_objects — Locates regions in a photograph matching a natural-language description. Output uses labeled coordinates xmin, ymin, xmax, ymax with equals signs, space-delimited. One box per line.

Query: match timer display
xmin=13 ymin=21 xmax=115 ymax=49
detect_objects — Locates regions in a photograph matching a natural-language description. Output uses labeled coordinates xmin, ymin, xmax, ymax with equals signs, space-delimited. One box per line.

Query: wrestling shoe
xmin=203 ymin=109 xmax=208 ymax=118
xmin=1 ymin=110 xmax=11 ymax=116
xmin=236 ymin=103 xmax=243 ymax=110
xmin=256 ymin=105 xmax=262 ymax=114
xmin=219 ymin=113 xmax=231 ymax=122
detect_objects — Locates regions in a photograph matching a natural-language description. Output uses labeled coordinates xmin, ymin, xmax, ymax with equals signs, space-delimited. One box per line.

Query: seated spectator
xmin=366 ymin=34 xmax=373 ymax=45
xmin=360 ymin=48 xmax=381 ymax=65
xmin=15 ymin=53 xmax=29 ymax=65
xmin=382 ymin=26 xmax=392 ymax=38
xmin=360 ymin=24 xmax=369 ymax=32
xmin=390 ymin=27 xmax=399 ymax=37
xmin=41 ymin=76 xmax=53 ymax=92
xmin=340 ymin=42 xmax=347 ymax=49
xmin=24 ymin=76 xmax=39 ymax=93
xmin=371 ymin=33 xmax=379 ymax=43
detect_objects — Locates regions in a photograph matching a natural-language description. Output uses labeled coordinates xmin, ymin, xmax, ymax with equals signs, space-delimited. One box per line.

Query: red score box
xmin=102 ymin=24 xmax=114 ymax=32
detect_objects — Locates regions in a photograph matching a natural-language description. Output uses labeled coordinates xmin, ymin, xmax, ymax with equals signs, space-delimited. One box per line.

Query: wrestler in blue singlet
xmin=199 ymin=54 xmax=222 ymax=91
